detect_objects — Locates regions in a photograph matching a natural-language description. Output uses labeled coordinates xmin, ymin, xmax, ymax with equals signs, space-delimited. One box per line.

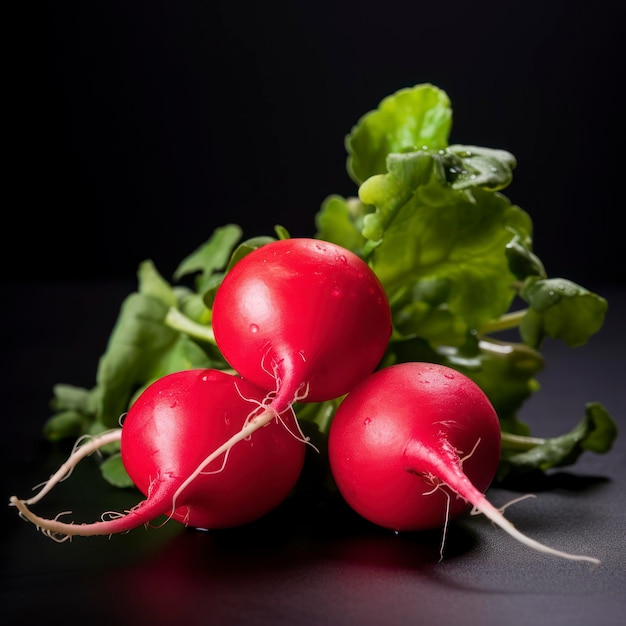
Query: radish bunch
xmin=10 ymin=238 xmax=393 ymax=539
xmin=10 ymin=237 xmax=600 ymax=566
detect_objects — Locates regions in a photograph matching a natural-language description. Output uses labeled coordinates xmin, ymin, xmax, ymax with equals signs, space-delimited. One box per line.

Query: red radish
xmin=185 ymin=238 xmax=393 ymax=499
xmin=10 ymin=369 xmax=306 ymax=540
xmin=328 ymin=362 xmax=600 ymax=565
xmin=212 ymin=238 xmax=392 ymax=413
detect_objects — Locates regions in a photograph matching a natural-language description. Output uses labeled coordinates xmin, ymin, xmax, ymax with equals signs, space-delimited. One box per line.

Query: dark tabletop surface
xmin=1 ymin=280 xmax=624 ymax=626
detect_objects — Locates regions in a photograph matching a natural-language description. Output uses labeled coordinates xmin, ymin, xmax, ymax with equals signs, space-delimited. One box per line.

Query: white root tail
xmin=475 ymin=497 xmax=601 ymax=568
xmin=18 ymin=429 xmax=123 ymax=506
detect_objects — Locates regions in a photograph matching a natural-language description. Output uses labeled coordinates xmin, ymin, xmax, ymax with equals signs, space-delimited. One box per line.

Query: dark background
xmin=7 ymin=0 xmax=623 ymax=287
xmin=3 ymin=5 xmax=625 ymax=624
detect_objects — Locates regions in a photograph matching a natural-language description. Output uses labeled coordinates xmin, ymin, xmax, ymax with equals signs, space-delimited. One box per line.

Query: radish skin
xmin=328 ymin=362 xmax=600 ymax=566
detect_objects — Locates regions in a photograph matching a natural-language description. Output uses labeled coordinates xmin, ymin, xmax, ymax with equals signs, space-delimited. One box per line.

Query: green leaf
xmin=442 ymin=145 xmax=516 ymax=191
xmin=581 ymin=402 xmax=619 ymax=453
xmin=346 ymin=83 xmax=452 ymax=185
xmin=173 ymin=224 xmax=243 ymax=293
xmin=44 ymin=385 xmax=99 ymax=441
xmin=94 ymin=291 xmax=212 ymax=428
xmin=274 ymin=224 xmax=291 ymax=240
xmin=49 ymin=383 xmax=95 ymax=413
xmin=141 ymin=333 xmax=214 ymax=386
xmin=359 ymin=173 xmax=413 ymax=249
xmin=314 ymin=195 xmax=370 ymax=254
xmin=94 ymin=292 xmax=173 ymax=426
xmin=505 ymin=234 xmax=547 ymax=280
xmin=42 ymin=410 xmax=92 ymax=442
xmin=100 ymin=453 xmax=135 ymax=489
xmin=498 ymin=402 xmax=618 ymax=482
xmin=520 ymin=278 xmax=608 ymax=348
xmin=364 ymin=182 xmax=532 ymax=334
xmin=225 ymin=235 xmax=277 ymax=271
xmin=138 ymin=259 xmax=177 ymax=308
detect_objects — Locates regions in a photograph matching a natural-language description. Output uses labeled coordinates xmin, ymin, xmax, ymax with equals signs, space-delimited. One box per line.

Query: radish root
xmin=473 ymin=494 xmax=600 ymax=568
xmin=18 ymin=429 xmax=122 ymax=506
xmin=9 ymin=429 xmax=163 ymax=541
xmin=10 ymin=504 xmax=76 ymax=543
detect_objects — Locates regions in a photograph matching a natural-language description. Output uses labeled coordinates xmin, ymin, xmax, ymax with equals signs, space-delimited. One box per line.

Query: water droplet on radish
xmin=443 ymin=373 xmax=454 ymax=380
xmin=337 ymin=254 xmax=347 ymax=265
xmin=249 ymin=324 xmax=259 ymax=333
xmin=364 ymin=417 xmax=372 ymax=426
xmin=331 ymin=287 xmax=342 ymax=298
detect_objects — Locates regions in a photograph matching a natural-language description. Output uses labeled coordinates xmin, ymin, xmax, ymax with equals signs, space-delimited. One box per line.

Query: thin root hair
xmin=422 ymin=477 xmax=467 ymax=503
xmin=43 ymin=530 xmax=72 ymax=543
xmin=459 ymin=437 xmax=482 ymax=465
xmin=420 ymin=478 xmax=453 ymax=561
xmin=470 ymin=493 xmax=537 ymax=517
xmin=101 ymin=510 xmax=128 ymax=521
xmin=438 ymin=488 xmax=452 ymax=562
xmin=146 ymin=512 xmax=176 ymax=530
xmin=276 ymin=410 xmax=319 ymax=453
xmin=293 ymin=380 xmax=311 ymax=402
xmin=259 ymin=343 xmax=280 ymax=387
xmin=15 ymin=504 xmax=74 ymax=543
xmin=199 ymin=447 xmax=232 ymax=475
xmin=234 ymin=381 xmax=276 ymax=411
xmin=233 ymin=382 xmax=313 ymax=450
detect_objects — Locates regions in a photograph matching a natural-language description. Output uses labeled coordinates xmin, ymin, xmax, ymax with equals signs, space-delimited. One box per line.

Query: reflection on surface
xmin=104 ymin=496 xmax=478 ymax=625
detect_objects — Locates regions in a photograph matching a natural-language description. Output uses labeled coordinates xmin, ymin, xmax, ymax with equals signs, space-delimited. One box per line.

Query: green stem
xmin=479 ymin=308 xmax=528 ymax=335
xmin=165 ymin=307 xmax=216 ymax=344
xmin=500 ymin=431 xmax=547 ymax=452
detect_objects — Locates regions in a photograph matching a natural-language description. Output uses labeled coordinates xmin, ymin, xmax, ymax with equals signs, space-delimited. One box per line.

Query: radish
xmin=328 ymin=362 xmax=600 ymax=565
xmin=10 ymin=369 xmax=306 ymax=540
xmin=212 ymin=238 xmax=392 ymax=411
